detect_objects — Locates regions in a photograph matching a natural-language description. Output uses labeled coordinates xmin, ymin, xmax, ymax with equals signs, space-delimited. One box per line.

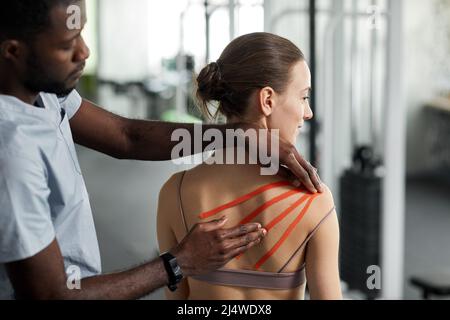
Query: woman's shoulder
xmin=302 ymin=183 xmax=336 ymax=231
xmin=159 ymin=170 xmax=187 ymax=199
xmin=158 ymin=167 xmax=206 ymax=208
xmin=313 ymin=183 xmax=335 ymax=209
xmin=159 ymin=165 xmax=206 ymax=196
xmin=161 ymin=170 xmax=185 ymax=186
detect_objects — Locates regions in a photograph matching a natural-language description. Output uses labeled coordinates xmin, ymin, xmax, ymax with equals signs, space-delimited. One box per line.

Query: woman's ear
xmin=258 ymin=87 xmax=276 ymax=117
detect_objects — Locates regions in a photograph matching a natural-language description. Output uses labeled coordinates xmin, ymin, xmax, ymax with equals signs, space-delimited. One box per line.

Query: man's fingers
xmin=290 ymin=149 xmax=323 ymax=193
xmin=200 ymin=216 xmax=228 ymax=232
xmin=312 ymin=167 xmax=324 ymax=192
xmin=223 ymin=228 xmax=266 ymax=251
xmin=284 ymin=152 xmax=317 ymax=193
xmin=277 ymin=166 xmax=301 ymax=187
xmin=218 ymin=222 xmax=263 ymax=240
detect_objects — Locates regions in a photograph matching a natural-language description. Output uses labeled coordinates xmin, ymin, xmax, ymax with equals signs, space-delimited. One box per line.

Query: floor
xmin=76 ymin=145 xmax=450 ymax=300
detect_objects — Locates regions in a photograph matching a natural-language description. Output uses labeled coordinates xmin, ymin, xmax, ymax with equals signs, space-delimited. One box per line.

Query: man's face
xmin=21 ymin=0 xmax=89 ymax=96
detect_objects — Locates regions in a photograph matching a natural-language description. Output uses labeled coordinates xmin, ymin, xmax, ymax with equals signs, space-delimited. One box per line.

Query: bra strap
xmin=178 ymin=171 xmax=189 ymax=234
xmin=278 ymin=206 xmax=336 ymax=273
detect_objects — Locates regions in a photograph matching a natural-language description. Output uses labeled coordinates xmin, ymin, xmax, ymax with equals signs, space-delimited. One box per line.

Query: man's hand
xmin=171 ymin=217 xmax=266 ymax=276
xmin=277 ymin=134 xmax=323 ymax=193
xmin=237 ymin=123 xmax=323 ymax=193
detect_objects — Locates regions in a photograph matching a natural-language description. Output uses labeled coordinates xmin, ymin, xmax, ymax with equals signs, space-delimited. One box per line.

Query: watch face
xmin=160 ymin=252 xmax=181 ymax=291
xmin=173 ymin=265 xmax=181 ymax=275
xmin=168 ymin=258 xmax=183 ymax=277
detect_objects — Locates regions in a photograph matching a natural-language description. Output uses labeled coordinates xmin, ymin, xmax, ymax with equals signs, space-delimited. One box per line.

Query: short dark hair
xmin=196 ymin=32 xmax=305 ymax=120
xmin=0 ymin=0 xmax=79 ymax=43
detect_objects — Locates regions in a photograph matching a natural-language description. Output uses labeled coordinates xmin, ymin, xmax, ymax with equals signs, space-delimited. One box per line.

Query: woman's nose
xmin=304 ymin=104 xmax=314 ymax=120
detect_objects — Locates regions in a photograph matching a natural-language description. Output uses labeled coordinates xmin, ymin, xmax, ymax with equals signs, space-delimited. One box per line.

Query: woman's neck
xmin=207 ymin=146 xmax=257 ymax=167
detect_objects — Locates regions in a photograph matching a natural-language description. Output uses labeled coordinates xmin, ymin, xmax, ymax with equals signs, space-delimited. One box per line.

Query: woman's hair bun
xmin=196 ymin=61 xmax=224 ymax=103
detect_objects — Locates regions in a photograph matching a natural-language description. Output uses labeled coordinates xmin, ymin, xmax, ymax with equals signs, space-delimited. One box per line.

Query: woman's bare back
xmin=157 ymin=162 xmax=339 ymax=300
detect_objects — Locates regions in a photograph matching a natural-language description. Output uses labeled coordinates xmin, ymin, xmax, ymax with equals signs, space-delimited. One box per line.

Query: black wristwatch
xmin=160 ymin=252 xmax=183 ymax=292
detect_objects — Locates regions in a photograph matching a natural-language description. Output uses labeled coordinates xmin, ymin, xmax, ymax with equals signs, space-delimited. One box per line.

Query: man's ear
xmin=0 ymin=40 xmax=23 ymax=62
xmin=258 ymin=87 xmax=276 ymax=117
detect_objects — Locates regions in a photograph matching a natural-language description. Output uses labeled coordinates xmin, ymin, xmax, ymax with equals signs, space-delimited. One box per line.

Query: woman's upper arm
xmin=305 ymin=187 xmax=342 ymax=300
xmin=156 ymin=173 xmax=190 ymax=299
xmin=156 ymin=174 xmax=179 ymax=253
